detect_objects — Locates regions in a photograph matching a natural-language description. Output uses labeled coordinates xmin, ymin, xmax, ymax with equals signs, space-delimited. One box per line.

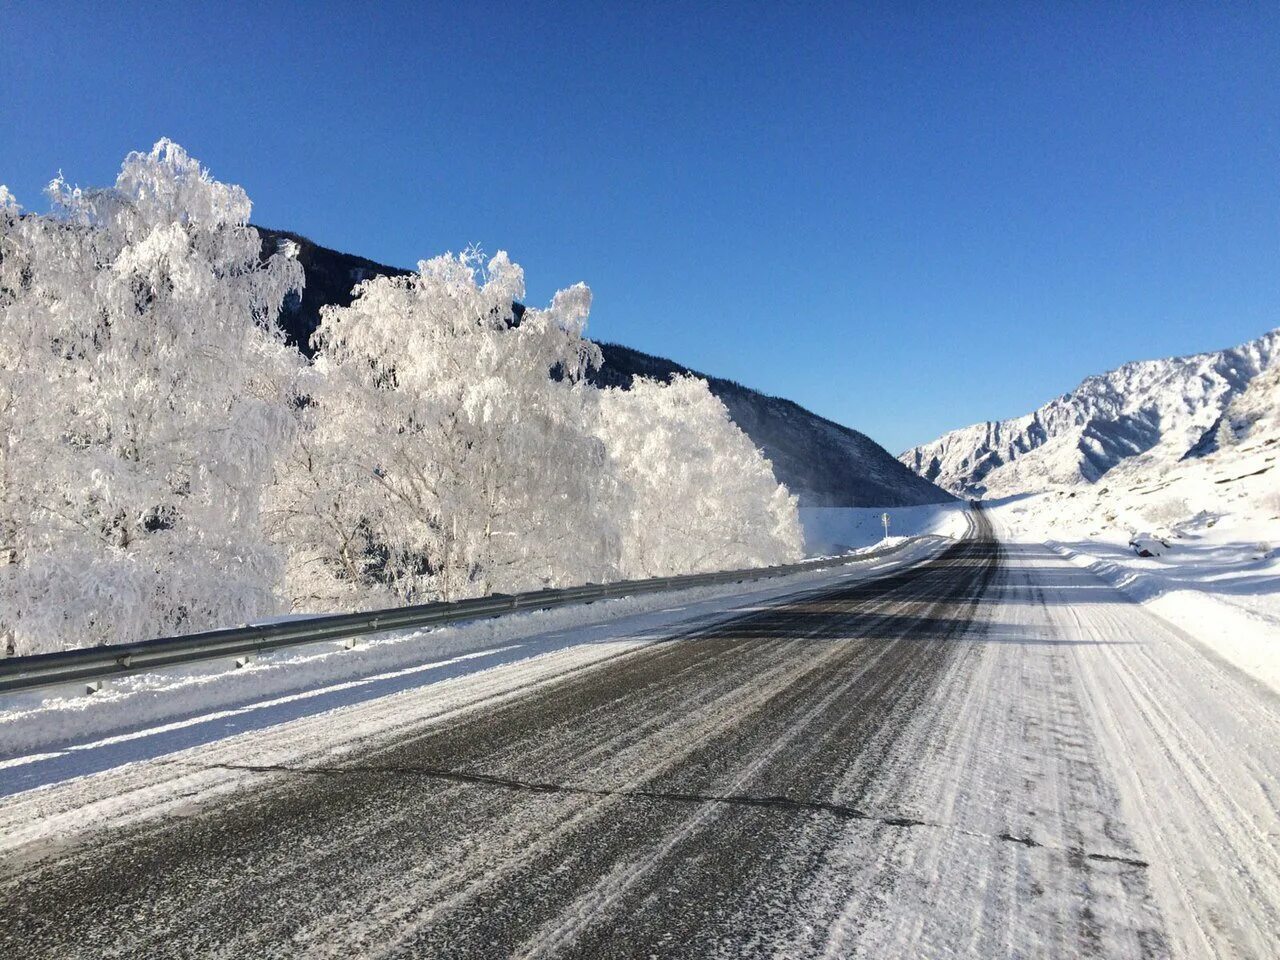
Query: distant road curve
xmin=2 ymin=509 xmax=1277 ymax=958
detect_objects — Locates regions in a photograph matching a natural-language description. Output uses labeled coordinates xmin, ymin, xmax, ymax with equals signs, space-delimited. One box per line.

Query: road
xmin=2 ymin=510 xmax=1278 ymax=958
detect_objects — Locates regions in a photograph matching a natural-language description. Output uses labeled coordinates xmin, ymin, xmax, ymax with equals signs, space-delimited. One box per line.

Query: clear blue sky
xmin=2 ymin=2 xmax=1277 ymax=452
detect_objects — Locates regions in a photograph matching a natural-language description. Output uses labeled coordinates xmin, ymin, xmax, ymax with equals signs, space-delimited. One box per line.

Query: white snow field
xmin=2 ymin=513 xmax=1279 ymax=958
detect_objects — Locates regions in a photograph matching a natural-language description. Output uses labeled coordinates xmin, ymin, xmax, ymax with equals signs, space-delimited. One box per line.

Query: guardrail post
xmin=85 ymin=679 xmax=103 ymax=696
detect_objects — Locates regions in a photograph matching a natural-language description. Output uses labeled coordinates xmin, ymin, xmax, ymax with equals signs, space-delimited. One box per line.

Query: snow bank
xmin=799 ymin=502 xmax=971 ymax=556
xmin=1045 ymin=540 xmax=1280 ymax=694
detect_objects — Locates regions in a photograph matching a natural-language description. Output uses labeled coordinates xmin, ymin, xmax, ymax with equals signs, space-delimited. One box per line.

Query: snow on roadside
xmin=984 ymin=458 xmax=1280 ymax=696
xmin=1045 ymin=540 xmax=1280 ymax=694
xmin=0 ymin=537 xmax=951 ymax=765
xmin=799 ymin=501 xmax=970 ymax=557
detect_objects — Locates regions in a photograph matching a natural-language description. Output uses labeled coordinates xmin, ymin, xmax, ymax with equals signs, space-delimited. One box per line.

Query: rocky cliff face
xmin=900 ymin=329 xmax=1280 ymax=498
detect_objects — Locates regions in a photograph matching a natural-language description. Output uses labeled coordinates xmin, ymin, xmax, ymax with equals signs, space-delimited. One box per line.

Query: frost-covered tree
xmin=270 ymin=250 xmax=617 ymax=607
xmin=595 ymin=375 xmax=803 ymax=577
xmin=0 ymin=141 xmax=303 ymax=654
xmin=0 ymin=187 xmax=51 ymax=655
xmin=264 ymin=379 xmax=385 ymax=611
xmin=3 ymin=142 xmax=807 ymax=651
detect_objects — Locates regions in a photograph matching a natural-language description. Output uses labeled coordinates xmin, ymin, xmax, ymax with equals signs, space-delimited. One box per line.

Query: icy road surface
xmin=2 ymin=512 xmax=1278 ymax=958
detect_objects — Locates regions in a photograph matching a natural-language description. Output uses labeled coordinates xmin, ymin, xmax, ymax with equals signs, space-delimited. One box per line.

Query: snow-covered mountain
xmin=1205 ymin=359 xmax=1280 ymax=454
xmin=260 ymin=228 xmax=953 ymax=509
xmin=900 ymin=329 xmax=1280 ymax=498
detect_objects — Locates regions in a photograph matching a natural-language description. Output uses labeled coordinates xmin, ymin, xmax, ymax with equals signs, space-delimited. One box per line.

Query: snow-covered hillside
xmin=1213 ymin=358 xmax=1280 ymax=452
xmin=901 ymin=329 xmax=1280 ymax=498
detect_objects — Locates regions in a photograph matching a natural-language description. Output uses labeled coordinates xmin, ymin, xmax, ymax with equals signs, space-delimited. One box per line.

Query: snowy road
xmin=2 ymin=512 xmax=1278 ymax=958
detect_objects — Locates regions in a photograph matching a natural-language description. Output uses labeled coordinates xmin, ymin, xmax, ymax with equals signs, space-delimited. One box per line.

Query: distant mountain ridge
xmin=259 ymin=228 xmax=952 ymax=508
xmin=900 ymin=329 xmax=1280 ymax=498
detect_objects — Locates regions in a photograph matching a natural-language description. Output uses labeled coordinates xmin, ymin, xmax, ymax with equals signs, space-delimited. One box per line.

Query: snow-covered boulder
xmin=1129 ymin=534 xmax=1171 ymax=558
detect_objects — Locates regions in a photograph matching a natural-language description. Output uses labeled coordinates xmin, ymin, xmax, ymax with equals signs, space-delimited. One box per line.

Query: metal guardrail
xmin=0 ymin=538 xmax=924 ymax=696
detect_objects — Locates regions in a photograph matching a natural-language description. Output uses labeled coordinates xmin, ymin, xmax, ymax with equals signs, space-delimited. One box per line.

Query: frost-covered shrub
xmin=269 ymin=250 xmax=619 ymax=607
xmin=1260 ymin=488 xmax=1280 ymax=520
xmin=0 ymin=141 xmax=303 ymax=654
xmin=594 ymin=375 xmax=803 ymax=577
xmin=272 ymin=255 xmax=804 ymax=607
xmin=1141 ymin=496 xmax=1189 ymax=531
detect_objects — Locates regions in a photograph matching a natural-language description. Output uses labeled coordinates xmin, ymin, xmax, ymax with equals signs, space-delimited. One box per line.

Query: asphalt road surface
xmin=3 ymin=510 xmax=1277 ymax=958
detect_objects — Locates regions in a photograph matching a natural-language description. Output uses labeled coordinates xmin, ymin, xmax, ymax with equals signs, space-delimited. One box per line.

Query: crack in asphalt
xmin=193 ymin=760 xmax=1150 ymax=869
xmin=192 ymin=759 xmax=935 ymax=829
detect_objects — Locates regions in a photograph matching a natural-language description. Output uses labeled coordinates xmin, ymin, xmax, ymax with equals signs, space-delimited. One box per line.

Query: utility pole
xmin=882 ymin=512 xmax=890 ymax=539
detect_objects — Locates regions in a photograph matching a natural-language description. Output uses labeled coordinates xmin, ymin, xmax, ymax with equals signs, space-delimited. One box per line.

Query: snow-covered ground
xmin=799 ymin=501 xmax=971 ymax=556
xmin=899 ymin=325 xmax=1280 ymax=695
xmin=5 ymin=515 xmax=1279 ymax=957
xmin=0 ymin=535 xmax=953 ymax=784
xmin=985 ymin=424 xmax=1280 ymax=692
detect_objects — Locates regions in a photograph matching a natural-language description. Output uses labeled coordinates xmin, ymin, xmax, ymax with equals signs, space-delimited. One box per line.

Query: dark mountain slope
xmin=258 ymin=228 xmax=954 ymax=508
xmin=586 ymin=344 xmax=953 ymax=507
